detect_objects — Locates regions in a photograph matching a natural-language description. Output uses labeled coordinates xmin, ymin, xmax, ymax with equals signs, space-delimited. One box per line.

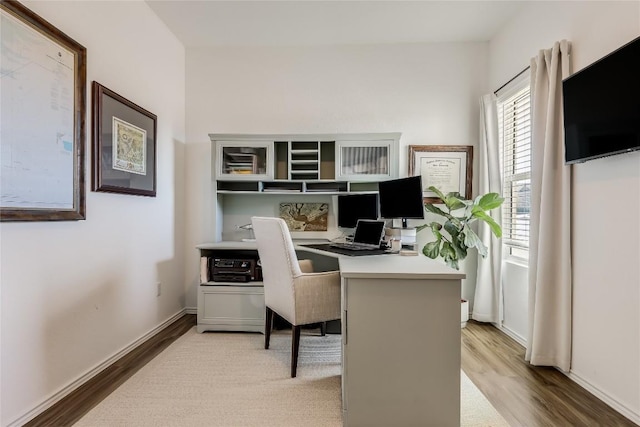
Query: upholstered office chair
xmin=251 ymin=216 xmax=341 ymax=377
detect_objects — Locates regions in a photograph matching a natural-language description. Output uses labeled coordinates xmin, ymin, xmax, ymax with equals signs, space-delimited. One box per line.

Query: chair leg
xmin=291 ymin=325 xmax=301 ymax=378
xmin=265 ymin=307 xmax=274 ymax=350
xmin=320 ymin=321 xmax=327 ymax=336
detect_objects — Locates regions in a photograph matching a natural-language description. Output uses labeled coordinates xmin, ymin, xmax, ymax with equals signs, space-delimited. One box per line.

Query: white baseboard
xmin=185 ymin=306 xmax=197 ymax=314
xmin=495 ymin=323 xmax=527 ymax=347
xmin=9 ymin=309 xmax=187 ymax=427
xmin=564 ymin=371 xmax=640 ymax=425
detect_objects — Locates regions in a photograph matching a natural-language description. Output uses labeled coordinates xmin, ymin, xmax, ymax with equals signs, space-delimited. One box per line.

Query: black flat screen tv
xmin=337 ymin=193 xmax=379 ymax=228
xmin=378 ymin=176 xmax=425 ymax=226
xmin=562 ymin=36 xmax=640 ymax=164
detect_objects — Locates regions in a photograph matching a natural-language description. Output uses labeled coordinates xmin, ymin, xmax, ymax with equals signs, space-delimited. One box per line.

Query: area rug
xmin=75 ymin=327 xmax=508 ymax=426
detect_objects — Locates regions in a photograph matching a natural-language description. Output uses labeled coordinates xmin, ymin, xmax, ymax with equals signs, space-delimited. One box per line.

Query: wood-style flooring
xmin=25 ymin=315 xmax=638 ymax=426
xmin=462 ymin=320 xmax=638 ymax=427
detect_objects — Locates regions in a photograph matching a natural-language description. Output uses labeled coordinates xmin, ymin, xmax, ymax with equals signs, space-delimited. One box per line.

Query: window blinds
xmin=498 ymin=85 xmax=531 ymax=250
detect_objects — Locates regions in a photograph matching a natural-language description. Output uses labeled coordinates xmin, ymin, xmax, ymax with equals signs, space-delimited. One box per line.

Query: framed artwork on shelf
xmin=92 ymin=81 xmax=157 ymax=197
xmin=279 ymin=202 xmax=329 ymax=231
xmin=0 ymin=1 xmax=86 ymax=221
xmin=408 ymin=145 xmax=473 ymax=203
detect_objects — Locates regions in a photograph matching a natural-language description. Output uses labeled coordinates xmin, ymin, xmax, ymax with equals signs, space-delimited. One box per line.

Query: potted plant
xmin=416 ymin=186 xmax=504 ymax=270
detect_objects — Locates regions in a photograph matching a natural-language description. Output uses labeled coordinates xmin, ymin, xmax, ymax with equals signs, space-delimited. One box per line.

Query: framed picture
xmin=279 ymin=202 xmax=329 ymax=231
xmin=0 ymin=1 xmax=86 ymax=221
xmin=92 ymin=82 xmax=157 ymax=197
xmin=409 ymin=145 xmax=473 ymax=203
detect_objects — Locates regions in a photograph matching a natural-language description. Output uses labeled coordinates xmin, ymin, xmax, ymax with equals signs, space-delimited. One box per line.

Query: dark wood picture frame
xmin=92 ymin=82 xmax=157 ymax=197
xmin=0 ymin=0 xmax=86 ymax=221
xmin=409 ymin=145 xmax=473 ymax=204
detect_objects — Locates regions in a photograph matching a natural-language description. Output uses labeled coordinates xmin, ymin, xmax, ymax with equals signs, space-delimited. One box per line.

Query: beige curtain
xmin=472 ymin=94 xmax=503 ymax=323
xmin=526 ymin=40 xmax=572 ymax=371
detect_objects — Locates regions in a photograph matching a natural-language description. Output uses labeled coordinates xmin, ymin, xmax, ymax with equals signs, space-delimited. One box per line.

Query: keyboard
xmin=330 ymin=242 xmax=380 ymax=251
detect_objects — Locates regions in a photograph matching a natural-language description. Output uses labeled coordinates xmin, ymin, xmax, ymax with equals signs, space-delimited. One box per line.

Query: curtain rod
xmin=493 ymin=66 xmax=530 ymax=95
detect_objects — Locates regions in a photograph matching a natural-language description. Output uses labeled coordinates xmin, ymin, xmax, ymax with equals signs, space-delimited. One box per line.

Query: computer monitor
xmin=337 ymin=193 xmax=379 ymax=228
xmin=378 ymin=176 xmax=425 ymax=227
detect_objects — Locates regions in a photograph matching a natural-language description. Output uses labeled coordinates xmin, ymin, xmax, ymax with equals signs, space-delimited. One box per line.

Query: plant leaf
xmin=444 ymin=195 xmax=466 ymax=211
xmin=449 ymin=227 xmax=467 ymax=260
xmin=429 ymin=223 xmax=443 ymax=240
xmin=415 ymin=223 xmax=430 ymax=233
xmin=422 ymin=240 xmax=440 ymax=259
xmin=463 ymin=227 xmax=487 ymax=257
xmin=473 ymin=211 xmax=503 ymax=238
xmin=443 ymin=191 xmax=466 ymax=209
xmin=476 ymin=192 xmax=504 ymax=211
xmin=441 ymin=242 xmax=456 ymax=261
xmin=462 ymin=226 xmax=480 ymax=248
xmin=425 ymin=203 xmax=447 ymax=217
xmin=441 ymin=242 xmax=459 ymax=270
xmin=444 ymin=220 xmax=461 ymax=238
xmin=428 ymin=186 xmax=447 ymax=202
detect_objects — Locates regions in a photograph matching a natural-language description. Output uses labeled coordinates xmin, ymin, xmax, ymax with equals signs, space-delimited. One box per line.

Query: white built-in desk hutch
xmin=209 ymin=133 xmax=401 ymax=241
xmin=200 ymin=133 xmax=402 ymax=333
xmin=198 ymin=133 xmax=465 ymax=426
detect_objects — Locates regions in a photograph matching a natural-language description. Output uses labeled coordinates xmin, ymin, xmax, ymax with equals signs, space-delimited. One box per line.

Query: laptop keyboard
xmin=330 ymin=242 xmax=379 ymax=251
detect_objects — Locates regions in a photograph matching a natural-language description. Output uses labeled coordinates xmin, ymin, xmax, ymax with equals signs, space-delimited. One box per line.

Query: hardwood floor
xmin=24 ymin=315 xmax=637 ymax=426
xmin=462 ymin=320 xmax=638 ymax=427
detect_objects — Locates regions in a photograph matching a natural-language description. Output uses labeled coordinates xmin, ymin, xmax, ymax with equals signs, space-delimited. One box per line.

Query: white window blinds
xmin=498 ymin=82 xmax=531 ymax=254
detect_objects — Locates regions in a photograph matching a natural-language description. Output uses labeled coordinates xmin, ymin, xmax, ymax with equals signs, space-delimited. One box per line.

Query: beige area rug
xmin=75 ymin=327 xmax=509 ymax=426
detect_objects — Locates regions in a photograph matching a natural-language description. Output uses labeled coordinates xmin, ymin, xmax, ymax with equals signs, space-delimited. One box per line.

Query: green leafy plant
xmin=416 ymin=186 xmax=504 ymax=270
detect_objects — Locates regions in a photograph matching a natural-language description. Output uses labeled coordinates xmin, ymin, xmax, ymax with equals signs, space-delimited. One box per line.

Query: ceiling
xmin=145 ymin=1 xmax=526 ymax=48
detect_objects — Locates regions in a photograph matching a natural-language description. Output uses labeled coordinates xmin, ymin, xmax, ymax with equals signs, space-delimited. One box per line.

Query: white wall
xmin=489 ymin=1 xmax=640 ymax=423
xmin=501 ymin=260 xmax=528 ymax=344
xmin=0 ymin=1 xmax=186 ymax=425
xmin=184 ymin=42 xmax=489 ymax=309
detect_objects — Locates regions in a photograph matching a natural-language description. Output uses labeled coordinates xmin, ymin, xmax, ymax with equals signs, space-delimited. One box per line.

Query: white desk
xmin=336 ymin=253 xmax=464 ymax=427
xmin=197 ymin=242 xmax=465 ymax=426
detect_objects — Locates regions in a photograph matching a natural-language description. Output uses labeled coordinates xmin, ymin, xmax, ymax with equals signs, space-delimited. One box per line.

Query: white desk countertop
xmin=338 ymin=254 xmax=465 ymax=280
xmin=196 ymin=241 xmax=465 ymax=280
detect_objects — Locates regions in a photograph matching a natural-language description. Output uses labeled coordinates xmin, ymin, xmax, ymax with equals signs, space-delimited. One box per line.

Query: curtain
xmin=526 ymin=40 xmax=573 ymax=371
xmin=472 ymin=94 xmax=503 ymax=323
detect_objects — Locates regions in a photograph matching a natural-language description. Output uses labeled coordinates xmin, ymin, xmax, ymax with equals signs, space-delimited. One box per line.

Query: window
xmin=497 ymin=80 xmax=531 ymax=260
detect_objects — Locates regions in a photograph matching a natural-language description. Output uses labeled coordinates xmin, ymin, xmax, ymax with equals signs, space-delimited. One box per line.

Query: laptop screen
xmin=353 ymin=220 xmax=385 ymax=246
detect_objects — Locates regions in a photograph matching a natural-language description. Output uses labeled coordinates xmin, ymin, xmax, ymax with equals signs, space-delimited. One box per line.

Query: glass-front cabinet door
xmin=336 ymin=139 xmax=397 ymax=181
xmin=215 ymin=141 xmax=273 ymax=181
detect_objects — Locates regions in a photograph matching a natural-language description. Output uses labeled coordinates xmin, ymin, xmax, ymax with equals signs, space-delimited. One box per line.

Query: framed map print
xmin=92 ymin=81 xmax=157 ymax=197
xmin=0 ymin=1 xmax=86 ymax=221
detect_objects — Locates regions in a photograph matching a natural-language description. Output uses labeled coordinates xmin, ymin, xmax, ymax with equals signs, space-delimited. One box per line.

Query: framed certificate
xmin=409 ymin=145 xmax=473 ymax=203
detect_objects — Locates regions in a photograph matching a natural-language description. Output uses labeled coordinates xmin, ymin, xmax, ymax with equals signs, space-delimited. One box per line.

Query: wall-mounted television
xmin=562 ymin=36 xmax=640 ymax=164
xmin=378 ymin=176 xmax=425 ymax=227
xmin=337 ymin=193 xmax=379 ymax=228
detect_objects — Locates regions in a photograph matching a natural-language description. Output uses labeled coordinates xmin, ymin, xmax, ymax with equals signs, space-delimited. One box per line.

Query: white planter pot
xmin=461 ymin=300 xmax=469 ymax=328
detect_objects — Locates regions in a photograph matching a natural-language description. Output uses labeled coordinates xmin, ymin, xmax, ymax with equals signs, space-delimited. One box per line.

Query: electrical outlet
xmin=156 ymin=282 xmax=162 ymax=297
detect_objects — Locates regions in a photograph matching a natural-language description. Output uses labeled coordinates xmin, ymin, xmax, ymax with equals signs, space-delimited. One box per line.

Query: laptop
xmin=331 ymin=219 xmax=386 ymax=251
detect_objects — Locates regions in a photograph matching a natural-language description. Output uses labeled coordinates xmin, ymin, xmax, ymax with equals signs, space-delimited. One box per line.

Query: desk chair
xmin=251 ymin=216 xmax=341 ymax=377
